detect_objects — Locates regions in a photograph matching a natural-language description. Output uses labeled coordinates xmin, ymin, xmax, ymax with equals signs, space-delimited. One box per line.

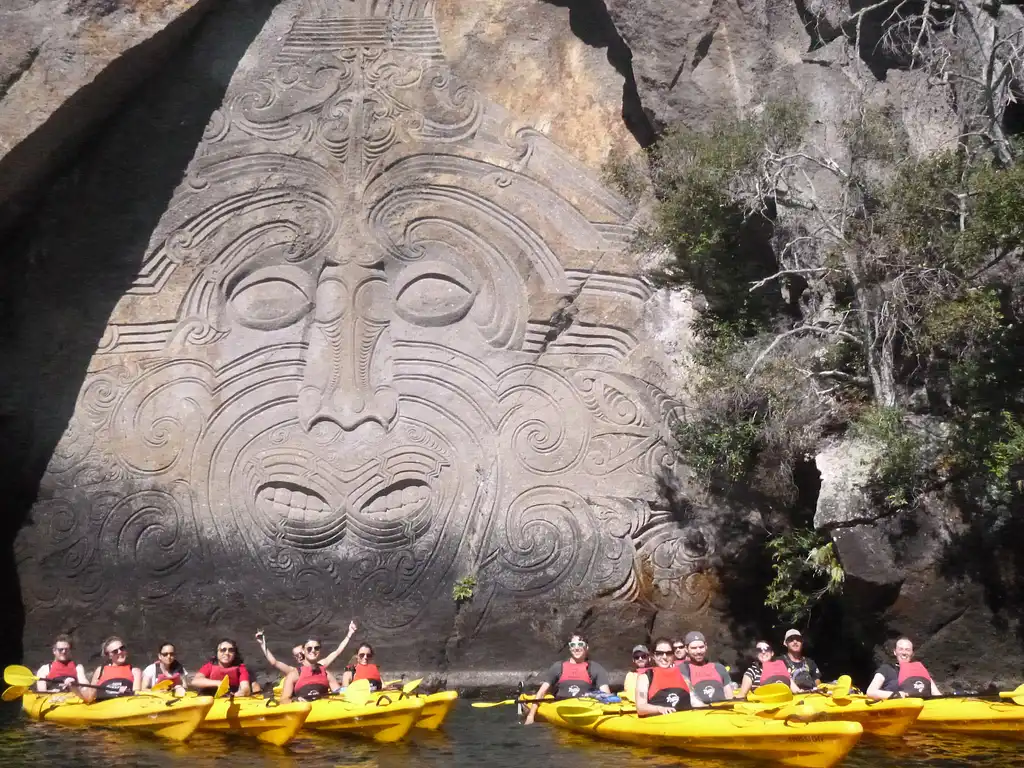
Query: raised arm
xmin=255 ymin=630 xmax=295 ymax=676
xmin=322 ymin=621 xmax=357 ymax=669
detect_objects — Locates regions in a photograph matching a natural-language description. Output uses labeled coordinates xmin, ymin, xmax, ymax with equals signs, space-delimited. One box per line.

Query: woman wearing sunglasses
xmin=635 ymin=638 xmax=692 ymax=715
xmin=280 ymin=639 xmax=341 ymax=703
xmin=340 ymin=644 xmax=383 ymax=691
xmin=255 ymin=620 xmax=358 ymax=677
xmin=737 ymin=641 xmax=796 ymax=698
xmin=192 ymin=638 xmax=252 ymax=696
xmin=523 ymin=635 xmax=611 ymax=725
xmin=141 ymin=641 xmax=188 ymax=694
xmin=84 ymin=636 xmax=142 ymax=701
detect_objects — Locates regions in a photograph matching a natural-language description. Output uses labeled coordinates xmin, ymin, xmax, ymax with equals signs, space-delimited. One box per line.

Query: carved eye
xmin=394 ymin=261 xmax=477 ymax=327
xmin=228 ymin=266 xmax=313 ymax=330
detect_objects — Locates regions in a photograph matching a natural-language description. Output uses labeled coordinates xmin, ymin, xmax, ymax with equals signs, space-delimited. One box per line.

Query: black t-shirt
xmin=543 ymin=660 xmax=610 ymax=695
xmin=783 ymin=656 xmax=820 ymax=689
xmin=875 ymin=663 xmax=900 ymax=693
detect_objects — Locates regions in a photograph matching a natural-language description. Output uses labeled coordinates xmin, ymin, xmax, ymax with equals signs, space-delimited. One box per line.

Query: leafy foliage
xmin=765 ymin=529 xmax=845 ymax=624
xmin=452 ymin=576 xmax=477 ymax=604
xmin=850 ymin=407 xmax=928 ymax=511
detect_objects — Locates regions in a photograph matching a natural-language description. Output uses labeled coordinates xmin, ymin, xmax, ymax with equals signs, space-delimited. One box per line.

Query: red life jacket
xmin=683 ymin=662 xmax=727 ymax=703
xmin=351 ymin=663 xmax=382 ymax=691
xmin=760 ymin=659 xmax=791 ymax=685
xmin=644 ymin=666 xmax=690 ymax=711
xmin=152 ymin=662 xmax=183 ymax=687
xmin=203 ymin=663 xmax=247 ymax=693
xmin=295 ymin=664 xmax=330 ymax=700
xmin=44 ymin=660 xmax=79 ymax=690
xmin=556 ymin=661 xmax=592 ymax=699
xmin=898 ymin=661 xmax=933 ymax=697
xmin=96 ymin=664 xmax=134 ymax=699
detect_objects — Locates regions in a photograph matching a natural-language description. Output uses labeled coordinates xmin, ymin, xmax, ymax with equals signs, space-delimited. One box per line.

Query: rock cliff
xmin=1 ymin=0 xmax=1020 ymax=685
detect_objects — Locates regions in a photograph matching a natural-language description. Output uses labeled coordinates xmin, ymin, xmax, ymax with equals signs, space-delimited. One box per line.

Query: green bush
xmin=452 ymin=575 xmax=477 ymax=604
xmin=765 ymin=529 xmax=845 ymax=623
xmin=850 ymin=407 xmax=927 ymax=510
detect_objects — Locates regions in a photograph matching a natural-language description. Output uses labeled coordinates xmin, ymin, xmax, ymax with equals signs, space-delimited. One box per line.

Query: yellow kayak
xmin=736 ymin=692 xmax=924 ymax=736
xmin=369 ymin=689 xmax=458 ymax=730
xmin=198 ymin=695 xmax=311 ymax=745
xmin=22 ymin=691 xmax=213 ymax=741
xmin=913 ymin=696 xmax=1024 ymax=738
xmin=537 ymin=699 xmax=863 ymax=768
xmin=303 ymin=694 xmax=425 ymax=742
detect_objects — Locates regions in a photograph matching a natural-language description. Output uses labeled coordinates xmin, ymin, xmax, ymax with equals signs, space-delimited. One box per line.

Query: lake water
xmin=0 ymin=699 xmax=1021 ymax=768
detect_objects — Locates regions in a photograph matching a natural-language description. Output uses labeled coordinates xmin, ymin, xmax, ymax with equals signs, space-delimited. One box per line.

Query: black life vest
xmin=295 ymin=664 xmax=330 ymax=700
xmin=644 ymin=666 xmax=690 ymax=711
xmin=760 ymin=659 xmax=791 ymax=685
xmin=897 ymin=661 xmax=933 ymax=698
xmin=683 ymin=662 xmax=727 ymax=703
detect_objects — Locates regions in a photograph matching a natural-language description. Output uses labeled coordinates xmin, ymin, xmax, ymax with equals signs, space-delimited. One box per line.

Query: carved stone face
xmin=19 ymin=1 xmax=714 ymax=642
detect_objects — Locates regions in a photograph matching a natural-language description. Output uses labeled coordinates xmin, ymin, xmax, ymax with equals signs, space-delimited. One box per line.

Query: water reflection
xmin=1 ymin=700 xmax=1019 ymax=768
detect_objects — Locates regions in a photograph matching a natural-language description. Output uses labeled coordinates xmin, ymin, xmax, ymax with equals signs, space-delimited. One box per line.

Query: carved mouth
xmin=350 ymin=479 xmax=433 ymax=548
xmin=255 ymin=482 xmax=346 ymax=550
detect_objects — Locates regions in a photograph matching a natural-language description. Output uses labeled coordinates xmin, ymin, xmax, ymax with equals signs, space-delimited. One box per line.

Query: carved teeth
xmin=362 ymin=483 xmax=429 ymax=519
xmin=256 ymin=484 xmax=329 ymax=520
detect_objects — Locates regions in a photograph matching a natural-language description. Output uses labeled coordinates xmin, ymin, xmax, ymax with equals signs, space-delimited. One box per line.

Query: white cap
xmin=785 ymin=629 xmax=803 ymax=641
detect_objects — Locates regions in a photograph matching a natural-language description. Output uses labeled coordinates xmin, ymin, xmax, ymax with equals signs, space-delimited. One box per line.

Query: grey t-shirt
xmin=542 ymin=660 xmax=610 ymax=696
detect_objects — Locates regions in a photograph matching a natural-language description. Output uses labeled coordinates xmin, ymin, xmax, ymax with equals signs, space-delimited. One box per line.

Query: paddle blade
xmin=3 ymin=665 xmax=36 ymax=688
xmin=214 ymin=676 xmax=230 ymax=698
xmin=831 ymin=674 xmax=853 ymax=700
xmin=471 ymin=699 xmax=516 ymax=708
xmin=748 ymin=682 xmax=794 ymax=704
xmin=150 ymin=678 xmax=175 ymax=692
xmin=998 ymin=682 xmax=1024 ymax=702
xmin=344 ymin=678 xmax=373 ymax=706
xmin=402 ymin=678 xmax=422 ymax=694
xmin=2 ymin=685 xmax=29 ymax=701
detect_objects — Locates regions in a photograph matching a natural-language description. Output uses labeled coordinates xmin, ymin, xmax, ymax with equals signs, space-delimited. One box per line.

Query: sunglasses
xmin=217 ymin=646 xmax=236 ymax=653
xmin=568 ymin=642 xmax=587 ymax=649
xmin=107 ymin=646 xmax=127 ymax=655
xmin=632 ymin=653 xmax=649 ymax=661
xmin=159 ymin=650 xmax=176 ymax=657
xmin=672 ymin=645 xmax=686 ymax=651
xmin=305 ymin=645 xmax=321 ymax=652
xmin=653 ymin=649 xmax=672 ymax=656
xmin=357 ymin=652 xmax=372 ymax=659
xmin=54 ymin=646 xmax=71 ymax=653
xmin=756 ymin=646 xmax=771 ymax=653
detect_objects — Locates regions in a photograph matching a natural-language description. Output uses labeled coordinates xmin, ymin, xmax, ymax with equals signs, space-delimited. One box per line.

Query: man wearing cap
xmin=679 ymin=631 xmax=734 ymax=705
xmin=782 ymin=629 xmax=821 ymax=691
xmin=621 ymin=644 xmax=650 ymax=699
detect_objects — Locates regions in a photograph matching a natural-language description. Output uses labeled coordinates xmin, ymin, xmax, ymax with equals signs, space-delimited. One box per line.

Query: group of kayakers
xmin=524 ymin=630 xmax=942 ymax=719
xmin=32 ymin=622 xmax=388 ymax=704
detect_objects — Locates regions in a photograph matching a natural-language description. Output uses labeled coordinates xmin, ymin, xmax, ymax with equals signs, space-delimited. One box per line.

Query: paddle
xmin=401 ymin=678 xmax=422 ymax=694
xmin=2 ymin=685 xmax=29 ymax=701
xmin=471 ymin=695 xmax=553 ymax=709
xmin=340 ymin=678 xmax=374 ymax=706
xmin=997 ymin=683 xmax=1024 ymax=704
xmin=214 ymin=676 xmax=231 ymax=698
xmin=744 ymin=682 xmax=795 ymax=705
xmin=827 ymin=675 xmax=854 ymax=703
xmin=1 ymin=664 xmax=174 ymax=699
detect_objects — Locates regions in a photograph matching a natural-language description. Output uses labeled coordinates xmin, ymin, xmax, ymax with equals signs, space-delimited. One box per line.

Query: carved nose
xmin=297 ymin=384 xmax=398 ymax=433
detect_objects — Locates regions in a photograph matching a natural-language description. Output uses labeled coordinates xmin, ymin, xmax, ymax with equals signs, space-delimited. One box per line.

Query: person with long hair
xmin=340 ymin=643 xmax=384 ymax=692
xmin=280 ymin=637 xmax=340 ymax=703
xmin=141 ymin=641 xmax=188 ymax=695
xmin=191 ymin=638 xmax=251 ymax=696
xmin=86 ymin=636 xmax=142 ymax=702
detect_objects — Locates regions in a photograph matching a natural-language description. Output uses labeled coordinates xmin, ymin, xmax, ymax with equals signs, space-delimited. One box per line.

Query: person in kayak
xmin=341 ymin=643 xmax=384 ymax=691
xmin=280 ymin=638 xmax=341 ymax=703
xmin=34 ymin=634 xmax=89 ymax=692
xmin=782 ymin=629 xmax=822 ymax=691
xmin=255 ymin=621 xmax=358 ymax=677
xmin=621 ymin=644 xmax=650 ymax=699
xmin=85 ymin=636 xmax=142 ymax=701
xmin=191 ymin=638 xmax=252 ymax=696
xmin=635 ymin=638 xmax=691 ymax=715
xmin=141 ymin=642 xmax=188 ymax=694
xmin=866 ymin=637 xmax=942 ymax=699
xmin=679 ymin=631 xmax=734 ymax=705
xmin=523 ymin=634 xmax=612 ymax=725
xmin=738 ymin=641 xmax=797 ymax=698
xmin=671 ymin=638 xmax=689 ymax=667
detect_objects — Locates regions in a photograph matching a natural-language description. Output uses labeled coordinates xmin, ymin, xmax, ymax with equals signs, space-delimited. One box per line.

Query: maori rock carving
xmin=18 ymin=0 xmax=712 ymax=647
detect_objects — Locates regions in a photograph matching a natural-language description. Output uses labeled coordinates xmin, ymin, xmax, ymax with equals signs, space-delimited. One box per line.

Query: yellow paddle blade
xmin=214 ymin=676 xmax=231 ymax=698
xmin=382 ymin=679 xmax=402 ymax=687
xmin=3 ymin=665 xmax=37 ymax=688
xmin=747 ymin=682 xmax=794 ymax=704
xmin=402 ymin=678 xmax=422 ymax=694
xmin=150 ymin=678 xmax=175 ymax=692
xmin=998 ymin=682 xmax=1024 ymax=703
xmin=830 ymin=674 xmax=853 ymax=700
xmin=344 ymin=678 xmax=373 ymax=706
xmin=471 ymin=699 xmax=518 ymax=708
xmin=2 ymin=685 xmax=30 ymax=701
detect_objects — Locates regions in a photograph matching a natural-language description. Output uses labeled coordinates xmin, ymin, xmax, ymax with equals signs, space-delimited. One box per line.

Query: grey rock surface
xmin=0 ymin=0 xmax=219 ymax=230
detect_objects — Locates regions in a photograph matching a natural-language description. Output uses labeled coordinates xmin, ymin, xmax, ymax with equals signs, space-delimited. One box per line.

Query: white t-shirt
xmin=141 ymin=662 xmax=189 ymax=688
xmin=35 ymin=663 xmax=86 ymax=689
